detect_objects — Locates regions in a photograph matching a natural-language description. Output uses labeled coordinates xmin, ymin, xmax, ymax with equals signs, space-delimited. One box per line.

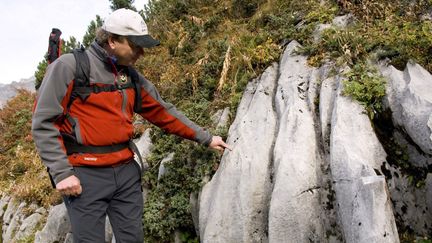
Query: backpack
xmin=47 ymin=28 xmax=62 ymax=64
xmin=62 ymin=47 xmax=144 ymax=160
xmin=69 ymin=47 xmax=142 ymax=113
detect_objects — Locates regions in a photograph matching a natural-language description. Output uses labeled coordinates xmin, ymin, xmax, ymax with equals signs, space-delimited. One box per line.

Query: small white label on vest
xmin=84 ymin=157 xmax=97 ymax=161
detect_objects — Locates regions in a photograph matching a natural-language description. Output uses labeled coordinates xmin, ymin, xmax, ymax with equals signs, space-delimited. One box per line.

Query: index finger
xmin=221 ymin=141 xmax=232 ymax=151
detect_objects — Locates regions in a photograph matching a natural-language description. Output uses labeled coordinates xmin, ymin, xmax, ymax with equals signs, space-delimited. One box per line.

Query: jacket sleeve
xmin=32 ymin=55 xmax=76 ymax=185
xmin=136 ymin=75 xmax=212 ymax=146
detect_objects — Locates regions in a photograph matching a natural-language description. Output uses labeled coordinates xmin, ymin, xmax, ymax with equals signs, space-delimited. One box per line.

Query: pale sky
xmin=0 ymin=0 xmax=148 ymax=84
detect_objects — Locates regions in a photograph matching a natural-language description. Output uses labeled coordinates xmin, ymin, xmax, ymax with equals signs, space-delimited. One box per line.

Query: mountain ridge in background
xmin=0 ymin=77 xmax=35 ymax=109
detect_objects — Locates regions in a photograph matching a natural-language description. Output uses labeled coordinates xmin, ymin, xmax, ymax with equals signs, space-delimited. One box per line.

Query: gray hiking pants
xmin=64 ymin=160 xmax=143 ymax=243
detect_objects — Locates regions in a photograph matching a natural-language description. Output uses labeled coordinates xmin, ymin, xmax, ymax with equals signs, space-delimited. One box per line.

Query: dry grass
xmin=0 ymin=90 xmax=60 ymax=207
xmin=217 ymin=45 xmax=232 ymax=93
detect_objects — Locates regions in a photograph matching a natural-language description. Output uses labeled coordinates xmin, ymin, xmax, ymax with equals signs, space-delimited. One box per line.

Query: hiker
xmin=32 ymin=8 xmax=230 ymax=243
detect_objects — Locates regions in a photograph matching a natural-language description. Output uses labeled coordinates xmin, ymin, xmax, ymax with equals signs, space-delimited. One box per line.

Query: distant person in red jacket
xmin=32 ymin=8 xmax=230 ymax=243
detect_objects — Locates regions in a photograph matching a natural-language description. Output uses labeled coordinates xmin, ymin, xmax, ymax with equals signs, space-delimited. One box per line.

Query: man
xmin=32 ymin=8 xmax=230 ymax=243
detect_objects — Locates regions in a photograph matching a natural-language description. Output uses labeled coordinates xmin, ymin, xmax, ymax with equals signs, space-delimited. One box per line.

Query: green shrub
xmin=143 ymin=129 xmax=221 ymax=242
xmin=231 ymin=0 xmax=265 ymax=18
xmin=34 ymin=60 xmax=47 ymax=89
xmin=204 ymin=15 xmax=223 ymax=32
xmin=0 ymin=90 xmax=59 ymax=207
xmin=342 ymin=62 xmax=386 ymax=119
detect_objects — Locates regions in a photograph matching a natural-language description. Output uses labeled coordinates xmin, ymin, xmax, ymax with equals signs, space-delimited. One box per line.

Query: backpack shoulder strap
xmin=69 ymin=50 xmax=142 ymax=112
xmin=128 ymin=67 xmax=142 ymax=113
xmin=68 ymin=47 xmax=93 ymax=104
xmin=72 ymin=47 xmax=90 ymax=87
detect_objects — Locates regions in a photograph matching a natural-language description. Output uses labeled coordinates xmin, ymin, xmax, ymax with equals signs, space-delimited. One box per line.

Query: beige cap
xmin=102 ymin=8 xmax=160 ymax=48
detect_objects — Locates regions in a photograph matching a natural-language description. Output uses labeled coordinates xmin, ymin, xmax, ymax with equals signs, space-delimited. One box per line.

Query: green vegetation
xmin=143 ymin=132 xmax=219 ymax=241
xmin=110 ymin=0 xmax=137 ymax=11
xmin=401 ymin=234 xmax=432 ymax=243
xmin=2 ymin=0 xmax=432 ymax=241
xmin=0 ymin=90 xmax=60 ymax=207
xmin=417 ymin=239 xmax=432 ymax=243
xmin=300 ymin=1 xmax=432 ymax=119
xmin=82 ymin=15 xmax=103 ymax=48
xmin=342 ymin=62 xmax=386 ymax=119
xmin=33 ymin=60 xmax=47 ymax=88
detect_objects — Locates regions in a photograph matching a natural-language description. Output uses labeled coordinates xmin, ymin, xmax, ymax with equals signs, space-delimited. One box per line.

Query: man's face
xmin=111 ymin=38 xmax=144 ymax=66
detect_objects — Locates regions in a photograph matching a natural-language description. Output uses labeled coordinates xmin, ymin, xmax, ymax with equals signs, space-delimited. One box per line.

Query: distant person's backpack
xmin=35 ymin=28 xmax=63 ymax=90
xmin=47 ymin=28 xmax=62 ymax=64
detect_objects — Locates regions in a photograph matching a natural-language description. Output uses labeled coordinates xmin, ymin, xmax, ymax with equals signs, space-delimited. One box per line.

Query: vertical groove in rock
xmin=265 ymin=61 xmax=282 ymax=240
xmin=311 ymin=65 xmax=344 ymax=242
xmin=268 ymin=41 xmax=323 ymax=242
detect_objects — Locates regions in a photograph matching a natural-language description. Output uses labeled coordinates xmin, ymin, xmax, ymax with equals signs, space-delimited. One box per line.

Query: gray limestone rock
xmin=198 ymin=40 xmax=403 ymax=242
xmin=3 ymin=198 xmax=19 ymax=227
xmin=211 ymin=107 xmax=231 ymax=131
xmin=384 ymin=161 xmax=432 ymax=236
xmin=1 ymin=198 xmax=45 ymax=242
xmin=421 ymin=11 xmax=432 ymax=21
xmin=313 ymin=14 xmax=354 ymax=42
xmin=189 ymin=192 xmax=200 ymax=236
xmin=105 ymin=216 xmax=114 ymax=243
xmin=319 ymin=73 xmax=338 ymax=150
xmin=330 ymin=82 xmax=399 ymax=242
xmin=268 ymin=40 xmax=323 ymax=242
xmin=427 ymin=174 xmax=432 ymax=221
xmin=64 ymin=232 xmax=73 ymax=243
xmin=158 ymin=152 xmax=175 ymax=181
xmin=0 ymin=195 xmax=11 ymax=219
xmin=332 ymin=14 xmax=355 ymax=28
xmin=192 ymin=107 xmax=231 ymax=235
xmin=353 ymin=176 xmax=399 ymax=242
xmin=14 ymin=212 xmax=44 ymax=241
xmin=378 ymin=61 xmax=432 ymax=235
xmin=313 ymin=23 xmax=332 ymax=42
xmin=34 ymin=203 xmax=71 ymax=243
xmin=199 ymin=63 xmax=278 ymax=243
xmin=3 ymin=201 xmax=26 ymax=243
xmin=134 ymin=128 xmax=153 ymax=159
xmin=133 ymin=128 xmax=154 ymax=171
xmin=380 ymin=62 xmax=432 ymax=157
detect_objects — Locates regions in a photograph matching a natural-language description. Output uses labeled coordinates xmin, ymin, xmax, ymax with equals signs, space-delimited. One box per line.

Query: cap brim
xmin=128 ymin=35 xmax=160 ymax=48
